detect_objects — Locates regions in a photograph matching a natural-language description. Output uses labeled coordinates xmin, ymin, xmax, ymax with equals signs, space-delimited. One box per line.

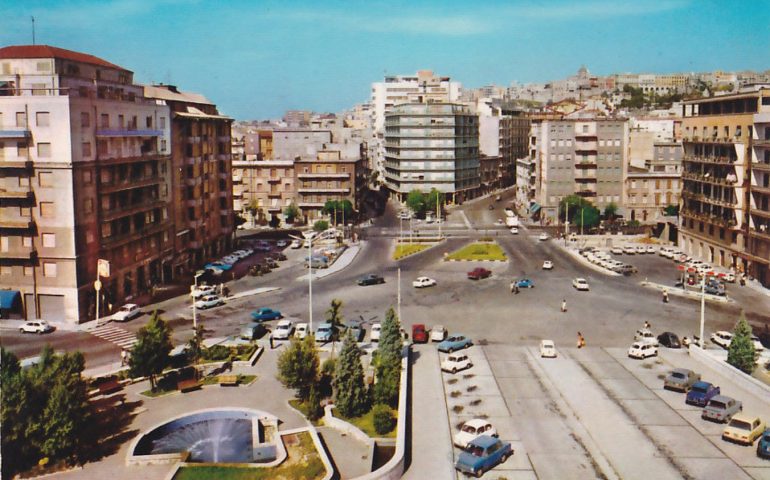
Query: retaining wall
xmin=688 ymin=346 xmax=770 ymax=400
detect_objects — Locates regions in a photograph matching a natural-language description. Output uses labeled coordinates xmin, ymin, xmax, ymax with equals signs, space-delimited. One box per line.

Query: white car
xmin=572 ymin=278 xmax=590 ymax=291
xmin=276 ymin=240 xmax=288 ymax=248
xmin=646 ymin=246 xmax=656 ymax=254
xmin=112 ymin=303 xmax=141 ymax=322
xmin=510 ymin=227 xmax=519 ymax=234
xmin=540 ymin=339 xmax=557 ymax=358
xmin=412 ymin=277 xmax=437 ymax=288
xmin=634 ymin=328 xmax=659 ymax=346
xmin=290 ymin=239 xmax=302 ymax=249
xmin=190 ymin=285 xmax=216 ymax=299
xmin=19 ymin=320 xmax=53 ymax=334
xmin=711 ymin=331 xmax=733 ymax=349
xmin=636 ymin=246 xmax=647 ymax=254
xmin=295 ymin=322 xmax=309 ymax=339
xmin=538 ymin=232 xmax=549 ymax=241
xmin=628 ymin=341 xmax=658 ymax=359
xmin=611 ymin=247 xmax=623 ymax=255
xmin=431 ymin=325 xmax=447 ymax=342
xmin=752 ymin=335 xmax=765 ymax=353
xmin=273 ymin=320 xmax=295 ymax=340
xmin=441 ymin=353 xmax=473 ymax=374
xmin=195 ymin=294 xmax=224 ymax=309
xmin=623 ymin=246 xmax=636 ymax=254
xmin=542 ymin=260 xmax=554 ymax=270
xmin=370 ymin=323 xmax=382 ymax=342
xmin=453 ymin=419 xmax=498 ymax=449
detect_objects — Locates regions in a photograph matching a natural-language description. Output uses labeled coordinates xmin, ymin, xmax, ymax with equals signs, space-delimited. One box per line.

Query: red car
xmin=467 ymin=268 xmax=492 ymax=280
xmin=412 ymin=324 xmax=428 ymax=343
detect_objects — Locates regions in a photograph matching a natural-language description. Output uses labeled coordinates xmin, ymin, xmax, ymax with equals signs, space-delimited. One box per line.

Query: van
xmin=305 ymin=256 xmax=329 ymax=269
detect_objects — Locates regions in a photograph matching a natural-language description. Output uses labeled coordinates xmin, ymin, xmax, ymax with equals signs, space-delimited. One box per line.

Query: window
xmin=118 ymin=114 xmax=124 ymax=128
xmin=15 ymin=112 xmax=26 ymax=127
xmin=160 ymin=117 xmax=166 ymax=129
xmin=86 ymin=230 xmax=95 ymax=243
xmin=0 ymin=236 xmax=7 ymax=252
xmin=40 ymin=202 xmax=55 ymax=217
xmin=0 ymin=266 xmax=11 ymax=276
xmin=81 ymin=112 xmax=90 ymax=127
xmin=39 ymin=171 xmax=53 ymax=187
xmin=146 ymin=116 xmax=153 ymax=128
xmin=23 ymin=266 xmax=33 ymax=276
xmin=100 ymin=113 xmax=109 ymax=128
xmin=82 ymin=142 xmax=91 ymax=157
xmin=22 ymin=236 xmax=32 ymax=247
xmin=18 ymin=176 xmax=29 ymax=187
xmin=36 ymin=112 xmax=50 ymax=127
xmin=43 ymin=262 xmax=57 ymax=277
xmin=42 ymin=233 xmax=56 ymax=248
xmin=17 ymin=142 xmax=28 ymax=157
xmin=37 ymin=143 xmax=51 ymax=157
xmin=84 ymin=198 xmax=93 ymax=213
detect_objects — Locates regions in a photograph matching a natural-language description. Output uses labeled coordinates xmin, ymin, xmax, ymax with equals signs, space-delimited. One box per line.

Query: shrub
xmin=372 ymin=404 xmax=396 ymax=435
xmin=206 ymin=344 xmax=231 ymax=361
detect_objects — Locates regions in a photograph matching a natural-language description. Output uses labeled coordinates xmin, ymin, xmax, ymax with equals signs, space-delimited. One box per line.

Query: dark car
xmin=344 ymin=322 xmax=366 ymax=342
xmin=454 ymin=435 xmax=513 ymax=478
xmin=686 ymin=381 xmax=721 ymax=407
xmin=467 ymin=268 xmax=492 ymax=280
xmin=251 ymin=307 xmax=282 ymax=322
xmin=357 ymin=274 xmax=385 ymax=286
xmin=412 ymin=324 xmax=428 ymax=344
xmin=657 ymin=332 xmax=682 ymax=349
xmin=758 ymin=428 xmax=770 ymax=459
xmin=240 ymin=322 xmax=267 ymax=340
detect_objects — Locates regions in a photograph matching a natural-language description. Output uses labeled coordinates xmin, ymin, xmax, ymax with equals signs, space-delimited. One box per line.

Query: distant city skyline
xmin=2 ymin=0 xmax=769 ymax=119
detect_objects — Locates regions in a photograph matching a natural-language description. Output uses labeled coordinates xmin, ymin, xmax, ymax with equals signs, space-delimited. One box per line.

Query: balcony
xmin=101 ymin=220 xmax=170 ymax=248
xmin=681 ymin=171 xmax=737 ymax=186
xmin=0 ymin=219 xmax=35 ymax=232
xmin=102 ymin=199 xmax=165 ymax=222
xmin=101 ymin=174 xmax=162 ymax=193
xmin=186 ymin=197 xmax=203 ymax=208
xmin=751 ymin=185 xmax=770 ymax=195
xmin=0 ymin=128 xmax=31 ymax=139
xmin=684 ymin=155 xmax=737 ymax=165
xmin=750 ymin=228 xmax=770 ymax=242
xmin=574 ymin=141 xmax=598 ymax=151
xmin=0 ymin=190 xmax=35 ymax=206
xmin=752 ymin=162 xmax=770 ymax=173
xmin=297 ymin=187 xmax=351 ymax=194
xmin=297 ymin=202 xmax=324 ymax=208
xmin=0 ymin=247 xmax=37 ymax=264
xmin=681 ymin=190 xmax=736 ymax=208
xmin=267 ymin=177 xmax=281 ymax=183
xmin=576 ymin=189 xmax=597 ymax=197
xmin=752 ymin=209 xmax=770 ymax=220
xmin=267 ymin=191 xmax=282 ymax=198
xmin=574 ymin=177 xmax=597 ymax=183
xmin=0 ymin=159 xmax=33 ymax=171
xmin=96 ymin=128 xmax=163 ymax=137
xmin=754 ymin=139 xmax=770 ymax=148
xmin=574 ymin=161 xmax=597 ymax=169
xmin=297 ymin=172 xmax=349 ymax=179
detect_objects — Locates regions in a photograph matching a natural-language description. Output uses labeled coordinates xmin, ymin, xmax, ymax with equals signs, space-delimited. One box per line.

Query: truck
xmin=505 ymin=216 xmax=519 ymax=228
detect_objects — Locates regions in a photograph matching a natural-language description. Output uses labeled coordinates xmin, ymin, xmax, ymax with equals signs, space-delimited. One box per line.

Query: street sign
xmin=97 ymin=259 xmax=110 ymax=277
xmin=94 ymin=279 xmax=102 ymax=291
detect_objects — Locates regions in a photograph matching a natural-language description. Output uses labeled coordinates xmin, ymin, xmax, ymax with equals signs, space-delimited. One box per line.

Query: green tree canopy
xmin=727 ymin=313 xmax=756 ymax=374
xmin=603 ymin=202 xmax=619 ymax=221
xmin=326 ymin=299 xmax=345 ymax=349
xmin=129 ymin=311 xmax=173 ymax=391
xmin=313 ymin=220 xmax=330 ymax=232
xmin=575 ymin=206 xmax=601 ymax=230
xmin=425 ymin=188 xmax=445 ymax=216
xmin=374 ymin=307 xmax=402 ymax=407
xmin=283 ymin=203 xmax=300 ymax=223
xmin=558 ymin=195 xmax=592 ymax=223
xmin=277 ymin=335 xmax=320 ymax=401
xmin=406 ymin=189 xmax=426 ymax=218
xmin=664 ymin=204 xmax=679 ymax=216
xmin=334 ymin=332 xmax=369 ymax=417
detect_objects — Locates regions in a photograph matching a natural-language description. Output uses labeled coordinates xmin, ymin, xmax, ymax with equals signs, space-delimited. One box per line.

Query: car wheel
xmin=448 ymin=347 xmax=454 ymax=353
xmin=475 ymin=468 xmax=484 ymax=478
xmin=38 ymin=330 xmax=43 ymax=335
xmin=451 ymin=367 xmax=457 ymax=374
xmin=19 ymin=328 xmax=25 ymax=333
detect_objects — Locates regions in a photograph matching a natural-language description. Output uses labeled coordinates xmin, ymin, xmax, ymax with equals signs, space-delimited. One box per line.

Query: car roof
xmin=318 ymin=322 xmax=332 ymax=327
xmin=468 ymin=435 xmax=499 ymax=448
xmin=277 ymin=320 xmax=292 ymax=326
xmin=709 ymin=395 xmax=733 ymax=403
xmin=691 ymin=381 xmax=711 ymax=388
xmin=730 ymin=413 xmax=758 ymax=423
xmin=671 ymin=368 xmax=692 ymax=374
xmin=464 ymin=418 xmax=490 ymax=428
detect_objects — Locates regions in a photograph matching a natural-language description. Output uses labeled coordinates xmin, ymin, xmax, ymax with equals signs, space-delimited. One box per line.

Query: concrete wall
xmin=688 ymin=346 xmax=770 ymax=401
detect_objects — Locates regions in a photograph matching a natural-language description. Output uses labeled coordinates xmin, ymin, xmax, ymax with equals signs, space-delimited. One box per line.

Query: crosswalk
xmin=89 ymin=324 xmax=137 ymax=350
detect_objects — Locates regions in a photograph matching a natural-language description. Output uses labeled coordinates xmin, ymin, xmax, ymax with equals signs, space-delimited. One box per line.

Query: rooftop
xmin=0 ymin=44 xmax=127 ymax=71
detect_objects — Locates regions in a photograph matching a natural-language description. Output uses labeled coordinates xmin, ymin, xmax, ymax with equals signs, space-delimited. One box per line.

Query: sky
xmin=1 ymin=0 xmax=769 ymax=120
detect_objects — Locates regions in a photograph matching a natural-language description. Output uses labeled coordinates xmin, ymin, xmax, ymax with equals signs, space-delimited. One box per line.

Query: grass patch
xmin=288 ymin=399 xmax=323 ymax=426
xmin=445 ymin=242 xmax=507 ymax=262
xmin=173 ymin=431 xmax=326 ymax=480
xmin=393 ymin=243 xmax=429 ymax=260
xmin=200 ymin=374 xmax=257 ymax=387
xmin=199 ymin=344 xmax=257 ymax=364
xmin=333 ymin=407 xmax=398 ymax=438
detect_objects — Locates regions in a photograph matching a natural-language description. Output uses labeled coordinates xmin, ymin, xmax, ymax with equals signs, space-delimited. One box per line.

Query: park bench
xmin=97 ymin=379 xmax=122 ymax=396
xmin=177 ymin=378 xmax=201 ymax=393
xmin=218 ymin=374 xmax=238 ymax=386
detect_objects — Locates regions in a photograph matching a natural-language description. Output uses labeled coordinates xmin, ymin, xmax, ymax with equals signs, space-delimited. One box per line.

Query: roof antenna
xmin=31 ymin=16 xmax=36 ymax=45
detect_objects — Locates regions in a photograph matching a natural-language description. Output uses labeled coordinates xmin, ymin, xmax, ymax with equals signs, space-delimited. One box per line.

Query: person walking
xmin=662 ymin=289 xmax=669 ymax=303
xmin=120 ymin=349 xmax=128 ymax=366
xmin=561 ymin=299 xmax=567 ymax=313
xmin=577 ymin=332 xmax=585 ymax=349
xmin=644 ymin=320 xmax=651 ymax=330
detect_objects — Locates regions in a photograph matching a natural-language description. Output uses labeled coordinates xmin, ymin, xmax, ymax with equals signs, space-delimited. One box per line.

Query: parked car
xmin=370 ymin=323 xmax=382 ymax=342
xmin=538 ymin=232 xmax=549 ymax=241
xmin=454 ymin=435 xmax=513 ymax=478
xmin=751 ymin=335 xmax=765 ymax=353
xmin=628 ymin=341 xmax=658 ymax=359
xmin=540 ymin=339 xmax=557 ymax=358
xmin=646 ymin=246 xmax=656 ymax=254
xmin=438 ymin=334 xmax=473 ymax=353
xmin=272 ymin=320 xmax=294 ymax=340
xmin=757 ymin=428 xmax=770 ymax=459
xmin=686 ymin=381 xmax=721 ymax=407
xmin=467 ymin=268 xmax=492 ymax=280
xmin=195 ymin=294 xmax=224 ymax=309
xmin=441 ymin=352 xmax=473 ymax=374
xmin=705 ymin=283 xmax=726 ymax=296
xmin=305 ymin=257 xmax=329 ymax=269
xmin=190 ymin=285 xmax=216 ymax=299
xmin=295 ymin=322 xmax=309 ymax=340
xmin=634 ymin=328 xmax=659 ymax=346
xmin=204 ymin=261 xmax=233 ymax=271
xmin=572 ymin=278 xmax=590 ymax=291
xmin=357 ymin=274 xmax=385 ymax=286
xmin=657 ymin=332 xmax=682 ymax=348
xmin=290 ymin=239 xmax=302 ymax=249
xmin=636 ymin=246 xmax=647 ymax=254
xmin=315 ymin=322 xmax=333 ymax=343
xmin=454 ymin=419 xmax=498 ymax=449
xmin=251 ymin=307 xmax=282 ymax=322
xmin=623 ymin=246 xmax=637 ymax=254
xmin=412 ymin=276 xmax=437 ymax=288
xmin=711 ymin=331 xmax=733 ymax=349
xmin=542 ymin=260 xmax=553 ymax=270
xmin=723 ymin=414 xmax=765 ymax=445
xmin=664 ymin=368 xmax=701 ymax=392
xmin=345 ymin=322 xmax=366 ymax=342
xmin=611 ymin=246 xmax=624 ymax=255
xmin=276 ymin=240 xmax=288 ymax=248
xmin=431 ymin=325 xmax=447 ymax=342
xmin=240 ymin=322 xmax=267 ymax=340
xmin=515 ymin=278 xmax=535 ymax=289
xmin=412 ymin=324 xmax=429 ymax=344
xmin=113 ymin=303 xmax=141 ymax=322
xmin=19 ymin=320 xmax=53 ymax=334
xmin=702 ymin=395 xmax=742 ymax=423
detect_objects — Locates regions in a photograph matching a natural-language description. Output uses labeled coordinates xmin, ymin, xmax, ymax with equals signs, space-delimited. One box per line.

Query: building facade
xmin=383 ymin=103 xmax=480 ymax=203
xmin=625 ymin=142 xmax=683 ymax=223
xmin=295 ymin=151 xmax=366 ymax=222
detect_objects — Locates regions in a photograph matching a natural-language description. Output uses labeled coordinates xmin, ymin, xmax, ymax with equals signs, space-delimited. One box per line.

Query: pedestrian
xmin=269 ymin=333 xmax=274 ymax=350
xmin=662 ymin=289 xmax=669 ymax=303
xmin=514 ymin=284 xmax=520 ymax=295
xmin=510 ymin=281 xmax=515 ymax=293
xmin=120 ymin=349 xmax=128 ymax=366
xmin=561 ymin=299 xmax=567 ymax=313
xmin=740 ymin=274 xmax=746 ymax=286
xmin=577 ymin=332 xmax=585 ymax=349
xmin=644 ymin=320 xmax=651 ymax=330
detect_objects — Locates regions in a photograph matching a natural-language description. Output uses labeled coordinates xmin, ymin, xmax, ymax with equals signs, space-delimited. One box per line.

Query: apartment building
xmin=383 ymin=103 xmax=480 ymax=203
xmin=625 ymin=142 xmax=683 ymax=223
xmin=0 ymin=45 xmax=172 ymax=324
xmin=232 ymin=159 xmax=295 ymax=225
xmin=295 ymin=151 xmax=366 ymax=222
xmin=680 ymin=88 xmax=770 ymax=286
xmin=143 ymin=85 xmax=233 ymax=276
xmin=530 ymin=119 xmax=628 ymax=224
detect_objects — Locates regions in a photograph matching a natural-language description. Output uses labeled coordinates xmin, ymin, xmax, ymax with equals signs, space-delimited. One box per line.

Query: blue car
xmin=454 ymin=435 xmax=512 ymax=478
xmin=438 ymin=334 xmax=473 ymax=353
xmin=205 ymin=261 xmax=233 ymax=271
xmin=315 ymin=322 xmax=333 ymax=343
xmin=250 ymin=307 xmax=282 ymax=322
xmin=686 ymin=381 xmax=720 ymax=407
xmin=515 ymin=278 xmax=535 ymax=289
xmin=758 ymin=428 xmax=770 ymax=459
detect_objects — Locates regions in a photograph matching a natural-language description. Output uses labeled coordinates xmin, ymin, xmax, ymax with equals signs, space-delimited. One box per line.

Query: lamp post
xmin=290 ymin=232 xmax=316 ymax=332
xmin=192 ymin=271 xmax=203 ymax=330
xmin=699 ymin=274 xmax=706 ymax=348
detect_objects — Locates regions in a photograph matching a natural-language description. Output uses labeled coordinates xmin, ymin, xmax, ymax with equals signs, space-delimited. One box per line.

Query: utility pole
xmin=699 ymin=275 xmax=705 ymax=348
xmin=31 ymin=16 xmax=35 ymax=45
xmin=397 ymin=267 xmax=401 ymax=322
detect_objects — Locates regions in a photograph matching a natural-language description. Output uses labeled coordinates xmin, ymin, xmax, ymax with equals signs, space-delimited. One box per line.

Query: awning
xmin=0 ymin=290 xmax=21 ymax=309
xmin=529 ymin=203 xmax=541 ymax=214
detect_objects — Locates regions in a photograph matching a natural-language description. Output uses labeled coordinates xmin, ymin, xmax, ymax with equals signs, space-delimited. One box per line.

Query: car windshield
xmin=709 ymin=401 xmax=726 ymax=409
xmin=728 ymin=419 xmax=751 ymax=431
xmin=691 ymin=384 xmax=707 ymax=393
xmin=461 ymin=425 xmax=477 ymax=434
xmin=672 ymin=372 xmax=685 ymax=379
xmin=471 ymin=446 xmax=484 ymax=457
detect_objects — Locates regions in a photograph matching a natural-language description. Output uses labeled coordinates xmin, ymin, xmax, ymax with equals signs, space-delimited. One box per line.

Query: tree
xmin=558 ymin=195 xmax=591 ymax=224
xmin=283 ymin=203 xmax=300 ymax=224
xmin=664 ymin=204 xmax=679 ymax=217
xmin=406 ymin=189 xmax=426 ymax=218
xmin=575 ymin=206 xmax=600 ymax=230
xmin=334 ymin=332 xmax=369 ymax=418
xmin=603 ymin=202 xmax=619 ymax=221
xmin=277 ymin=335 xmax=319 ymax=401
xmin=372 ymin=404 xmax=396 ymax=435
xmin=425 ymin=188 xmax=445 ymax=217
xmin=374 ymin=307 xmax=402 ymax=406
xmin=322 ymin=200 xmax=340 ymax=225
xmin=338 ymin=199 xmax=354 ymax=224
xmin=727 ymin=313 xmax=756 ymax=374
xmin=313 ymin=220 xmax=329 ymax=232
xmin=326 ymin=299 xmax=345 ymax=355
xmin=269 ymin=214 xmax=281 ymax=229
xmin=185 ymin=324 xmax=206 ymax=376
xmin=129 ymin=311 xmax=173 ymax=391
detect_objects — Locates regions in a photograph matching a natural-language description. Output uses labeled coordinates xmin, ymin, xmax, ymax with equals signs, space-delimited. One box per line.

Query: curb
xmin=640 ymin=281 xmax=731 ymax=304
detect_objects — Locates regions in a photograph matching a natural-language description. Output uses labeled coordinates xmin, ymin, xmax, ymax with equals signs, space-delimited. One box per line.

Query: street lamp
xmin=192 ymin=271 xmax=203 ymax=330
xmin=699 ymin=274 xmax=706 ymax=348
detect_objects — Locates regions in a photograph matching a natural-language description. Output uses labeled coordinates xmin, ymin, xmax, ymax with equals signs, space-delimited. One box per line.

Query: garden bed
xmin=445 ymin=242 xmax=507 ymax=262
xmin=199 ymin=344 xmax=258 ymax=364
xmin=332 ymin=406 xmax=398 ymax=438
xmin=393 ymin=243 xmax=430 ymax=260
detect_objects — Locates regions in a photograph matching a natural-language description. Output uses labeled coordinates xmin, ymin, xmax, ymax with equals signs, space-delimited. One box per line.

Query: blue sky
xmin=1 ymin=0 xmax=769 ymax=119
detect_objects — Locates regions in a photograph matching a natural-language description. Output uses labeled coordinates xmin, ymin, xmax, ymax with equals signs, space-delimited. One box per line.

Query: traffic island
xmin=445 ymin=241 xmax=507 ymax=262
